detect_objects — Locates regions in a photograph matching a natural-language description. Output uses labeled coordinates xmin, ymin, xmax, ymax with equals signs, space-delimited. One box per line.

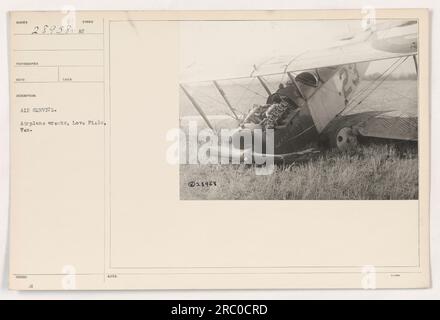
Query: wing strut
xmin=213 ymin=80 xmax=239 ymax=120
xmin=287 ymin=72 xmax=306 ymax=100
xmin=413 ymin=55 xmax=418 ymax=74
xmin=180 ymin=84 xmax=215 ymax=131
xmin=257 ymin=76 xmax=271 ymax=96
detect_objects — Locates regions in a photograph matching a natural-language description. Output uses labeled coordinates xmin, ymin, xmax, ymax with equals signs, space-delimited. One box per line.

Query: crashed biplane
xmin=179 ymin=20 xmax=418 ymax=163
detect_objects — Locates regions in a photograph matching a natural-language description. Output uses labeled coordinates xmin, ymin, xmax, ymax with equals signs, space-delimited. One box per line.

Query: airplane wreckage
xmin=179 ymin=20 xmax=418 ymax=164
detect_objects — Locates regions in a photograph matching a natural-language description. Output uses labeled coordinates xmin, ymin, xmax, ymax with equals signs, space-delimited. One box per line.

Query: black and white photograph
xmin=179 ymin=19 xmax=419 ymax=200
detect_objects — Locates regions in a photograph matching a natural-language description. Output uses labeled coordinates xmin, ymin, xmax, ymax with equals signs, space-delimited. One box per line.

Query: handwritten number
xmin=31 ymin=24 xmax=74 ymax=35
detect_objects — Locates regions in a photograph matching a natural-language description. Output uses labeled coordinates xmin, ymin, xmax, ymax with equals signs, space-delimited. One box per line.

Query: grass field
xmin=180 ymin=143 xmax=418 ymax=200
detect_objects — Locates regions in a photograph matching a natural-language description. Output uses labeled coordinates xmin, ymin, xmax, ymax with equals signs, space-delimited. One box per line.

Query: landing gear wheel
xmin=333 ymin=127 xmax=358 ymax=151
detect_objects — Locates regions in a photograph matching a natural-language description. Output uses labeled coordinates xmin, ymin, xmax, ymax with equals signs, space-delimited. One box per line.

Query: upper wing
xmin=181 ymin=20 xmax=417 ymax=83
xmin=250 ymin=41 xmax=415 ymax=78
xmin=251 ymin=21 xmax=418 ymax=77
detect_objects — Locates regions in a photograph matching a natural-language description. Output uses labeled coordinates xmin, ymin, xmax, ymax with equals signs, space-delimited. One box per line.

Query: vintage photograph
xmin=179 ymin=19 xmax=419 ymax=200
xmin=6 ymin=8 xmax=431 ymax=293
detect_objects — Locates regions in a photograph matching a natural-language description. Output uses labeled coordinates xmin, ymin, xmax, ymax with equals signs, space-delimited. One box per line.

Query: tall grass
xmin=180 ymin=144 xmax=418 ymax=200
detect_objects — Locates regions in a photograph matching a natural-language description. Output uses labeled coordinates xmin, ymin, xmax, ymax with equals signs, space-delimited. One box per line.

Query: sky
xmin=179 ymin=20 xmax=417 ymax=82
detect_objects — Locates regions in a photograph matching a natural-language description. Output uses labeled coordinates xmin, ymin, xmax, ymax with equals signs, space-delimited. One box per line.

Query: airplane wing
xmin=181 ymin=20 xmax=417 ymax=83
xmin=322 ymin=112 xmax=418 ymax=142
xmin=180 ymin=20 xmax=418 ymax=141
xmin=250 ymin=24 xmax=417 ymax=77
xmin=357 ymin=116 xmax=418 ymax=141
